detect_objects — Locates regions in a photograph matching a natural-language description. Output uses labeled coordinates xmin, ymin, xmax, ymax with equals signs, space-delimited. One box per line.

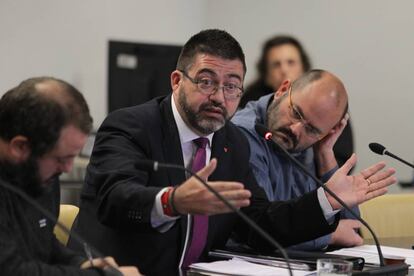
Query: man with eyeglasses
xmin=232 ymin=69 xmax=362 ymax=250
xmin=71 ymin=30 xmax=396 ymax=276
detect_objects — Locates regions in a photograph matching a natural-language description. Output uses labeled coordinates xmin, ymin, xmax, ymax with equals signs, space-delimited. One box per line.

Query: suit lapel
xmin=159 ymin=96 xmax=186 ymax=185
xmin=206 ymin=127 xmax=233 ymax=251
xmin=159 ymin=96 xmax=190 ymax=258
xmin=210 ymin=127 xmax=231 ymax=181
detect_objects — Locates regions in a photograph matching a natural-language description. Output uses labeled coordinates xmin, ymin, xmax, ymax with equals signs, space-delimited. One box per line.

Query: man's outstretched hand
xmin=325 ymin=154 xmax=397 ymax=210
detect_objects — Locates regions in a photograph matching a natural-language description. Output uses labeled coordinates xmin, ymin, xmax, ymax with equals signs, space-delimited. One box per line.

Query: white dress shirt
xmin=150 ymin=95 xmax=337 ymax=231
xmin=150 ymin=96 xmax=213 ymax=230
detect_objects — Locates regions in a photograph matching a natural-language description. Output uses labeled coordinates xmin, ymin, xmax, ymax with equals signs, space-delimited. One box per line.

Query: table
xmin=364 ymin=237 xmax=414 ymax=249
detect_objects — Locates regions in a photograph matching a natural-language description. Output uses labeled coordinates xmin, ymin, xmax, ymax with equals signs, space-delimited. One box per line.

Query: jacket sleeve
xmin=288 ymin=233 xmax=331 ymax=251
xmin=83 ymin=109 xmax=163 ymax=230
xmin=0 ymin=213 xmax=104 ymax=275
xmin=50 ymin=235 xmax=87 ymax=267
xmin=236 ymin=167 xmax=339 ymax=253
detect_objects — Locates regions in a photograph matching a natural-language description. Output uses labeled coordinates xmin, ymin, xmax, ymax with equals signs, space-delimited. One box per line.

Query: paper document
xmin=189 ymin=257 xmax=316 ymax=276
xmin=209 ymin=250 xmax=310 ymax=271
xmin=328 ymin=245 xmax=414 ymax=267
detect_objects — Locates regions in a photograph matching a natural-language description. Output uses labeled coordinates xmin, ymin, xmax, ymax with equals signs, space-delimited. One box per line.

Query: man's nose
xmin=289 ymin=121 xmax=304 ymax=138
xmin=60 ymin=159 xmax=74 ymax=173
xmin=208 ymin=87 xmax=226 ymax=104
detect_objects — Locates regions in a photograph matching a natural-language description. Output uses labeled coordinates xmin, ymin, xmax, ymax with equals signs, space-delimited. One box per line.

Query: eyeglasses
xmin=179 ymin=70 xmax=243 ymax=100
xmin=288 ymin=85 xmax=322 ymax=139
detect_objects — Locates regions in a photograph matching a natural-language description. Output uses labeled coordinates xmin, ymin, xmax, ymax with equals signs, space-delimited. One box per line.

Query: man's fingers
xmin=359 ymin=161 xmax=386 ymax=179
xmin=365 ymin=187 xmax=388 ymax=201
xmin=366 ymin=168 xmax=396 ymax=184
xmin=331 ymin=114 xmax=349 ymax=134
xmin=344 ymin=113 xmax=350 ymax=121
xmin=176 ymin=171 xmax=251 ymax=215
xmin=196 ymin=158 xmax=217 ymax=180
xmin=83 ymin=257 xmax=119 ymax=269
xmin=362 ymin=173 xmax=396 ymax=203
xmin=208 ymin=182 xmax=251 ymax=214
xmin=342 ymin=219 xmax=362 ymax=229
xmin=103 ymin=257 xmax=118 ymax=268
xmin=337 ymin=116 xmax=348 ymax=130
xmin=204 ymin=189 xmax=251 ymax=212
xmin=205 ymin=199 xmax=251 ymax=215
xmin=369 ymin=175 xmax=397 ymax=192
xmin=219 ymin=189 xmax=252 ymax=200
xmin=90 ymin=259 xmax=107 ymax=268
xmin=207 ymin=189 xmax=251 ymax=203
xmin=354 ymin=236 xmax=364 ymax=246
xmin=349 ymin=231 xmax=364 ymax=246
xmin=339 ymin=153 xmax=357 ymax=175
xmin=207 ymin=181 xmax=247 ymax=192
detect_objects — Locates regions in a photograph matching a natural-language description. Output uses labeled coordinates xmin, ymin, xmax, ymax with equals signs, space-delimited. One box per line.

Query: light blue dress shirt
xmin=232 ymin=94 xmax=360 ymax=250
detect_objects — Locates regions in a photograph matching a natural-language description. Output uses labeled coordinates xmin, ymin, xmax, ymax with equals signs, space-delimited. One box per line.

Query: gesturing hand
xmin=173 ymin=158 xmax=252 ymax=215
xmin=325 ymin=154 xmax=397 ymax=210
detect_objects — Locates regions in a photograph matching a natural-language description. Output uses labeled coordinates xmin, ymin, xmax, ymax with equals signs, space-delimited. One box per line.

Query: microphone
xmin=255 ymin=124 xmax=386 ymax=267
xmin=0 ymin=179 xmax=122 ymax=275
xmin=369 ymin=142 xmax=414 ymax=169
xmin=136 ymin=159 xmax=294 ymax=276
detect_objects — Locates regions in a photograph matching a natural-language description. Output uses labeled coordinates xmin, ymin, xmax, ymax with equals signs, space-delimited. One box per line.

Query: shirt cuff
xmin=150 ymin=187 xmax=179 ymax=232
xmin=317 ymin=187 xmax=340 ymax=222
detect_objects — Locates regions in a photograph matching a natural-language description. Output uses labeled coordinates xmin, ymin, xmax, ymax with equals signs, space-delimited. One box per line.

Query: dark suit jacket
xmin=70 ymin=95 xmax=337 ymax=276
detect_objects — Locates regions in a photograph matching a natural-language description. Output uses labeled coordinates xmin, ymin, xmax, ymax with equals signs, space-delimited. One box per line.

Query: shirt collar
xmin=171 ymin=95 xmax=213 ymax=147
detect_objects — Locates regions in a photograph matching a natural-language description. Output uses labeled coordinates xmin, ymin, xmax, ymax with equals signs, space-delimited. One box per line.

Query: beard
xmin=266 ymin=98 xmax=308 ymax=153
xmin=0 ymin=156 xmax=45 ymax=198
xmin=178 ymin=87 xmax=229 ymax=135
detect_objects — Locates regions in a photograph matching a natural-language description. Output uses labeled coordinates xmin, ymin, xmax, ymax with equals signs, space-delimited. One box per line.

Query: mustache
xmin=199 ymin=101 xmax=227 ymax=117
xmin=278 ymin=127 xmax=298 ymax=148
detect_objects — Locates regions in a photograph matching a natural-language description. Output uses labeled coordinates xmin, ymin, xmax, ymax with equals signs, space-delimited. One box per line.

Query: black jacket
xmin=0 ymin=176 xmax=107 ymax=276
xmin=70 ymin=95 xmax=337 ymax=276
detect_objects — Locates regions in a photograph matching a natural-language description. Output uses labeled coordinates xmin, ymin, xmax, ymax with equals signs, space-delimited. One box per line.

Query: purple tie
xmin=182 ymin=137 xmax=209 ymax=268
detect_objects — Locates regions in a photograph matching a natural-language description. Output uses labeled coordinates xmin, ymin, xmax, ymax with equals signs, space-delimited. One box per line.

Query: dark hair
xmin=0 ymin=77 xmax=93 ymax=157
xmin=257 ymin=35 xmax=311 ymax=78
xmin=240 ymin=35 xmax=311 ymax=108
xmin=176 ymin=29 xmax=246 ymax=75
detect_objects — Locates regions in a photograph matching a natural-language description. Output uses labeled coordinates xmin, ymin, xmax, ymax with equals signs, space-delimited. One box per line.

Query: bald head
xmin=35 ymin=78 xmax=93 ymax=133
xmin=0 ymin=77 xmax=92 ymax=156
xmin=267 ymin=69 xmax=349 ymax=152
xmin=35 ymin=79 xmax=71 ymax=104
xmin=291 ymin=69 xmax=348 ymax=120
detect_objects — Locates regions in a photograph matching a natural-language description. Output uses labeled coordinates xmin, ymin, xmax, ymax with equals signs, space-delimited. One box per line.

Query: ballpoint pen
xmin=83 ymin=242 xmax=94 ymax=267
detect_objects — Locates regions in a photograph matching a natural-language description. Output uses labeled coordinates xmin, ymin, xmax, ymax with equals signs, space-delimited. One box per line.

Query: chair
xmin=359 ymin=194 xmax=414 ymax=239
xmin=54 ymin=204 xmax=79 ymax=246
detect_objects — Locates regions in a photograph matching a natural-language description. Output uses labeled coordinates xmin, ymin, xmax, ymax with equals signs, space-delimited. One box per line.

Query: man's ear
xmin=171 ymin=70 xmax=183 ymax=96
xmin=274 ymin=79 xmax=291 ymax=99
xmin=8 ymin=136 xmax=30 ymax=162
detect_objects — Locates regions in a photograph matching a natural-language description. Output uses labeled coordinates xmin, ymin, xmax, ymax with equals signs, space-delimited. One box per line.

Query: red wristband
xmin=161 ymin=187 xmax=175 ymax=217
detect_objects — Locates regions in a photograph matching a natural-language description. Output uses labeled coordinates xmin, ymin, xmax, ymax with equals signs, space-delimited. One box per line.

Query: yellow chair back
xmin=360 ymin=194 xmax=414 ymax=239
xmin=54 ymin=204 xmax=79 ymax=246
